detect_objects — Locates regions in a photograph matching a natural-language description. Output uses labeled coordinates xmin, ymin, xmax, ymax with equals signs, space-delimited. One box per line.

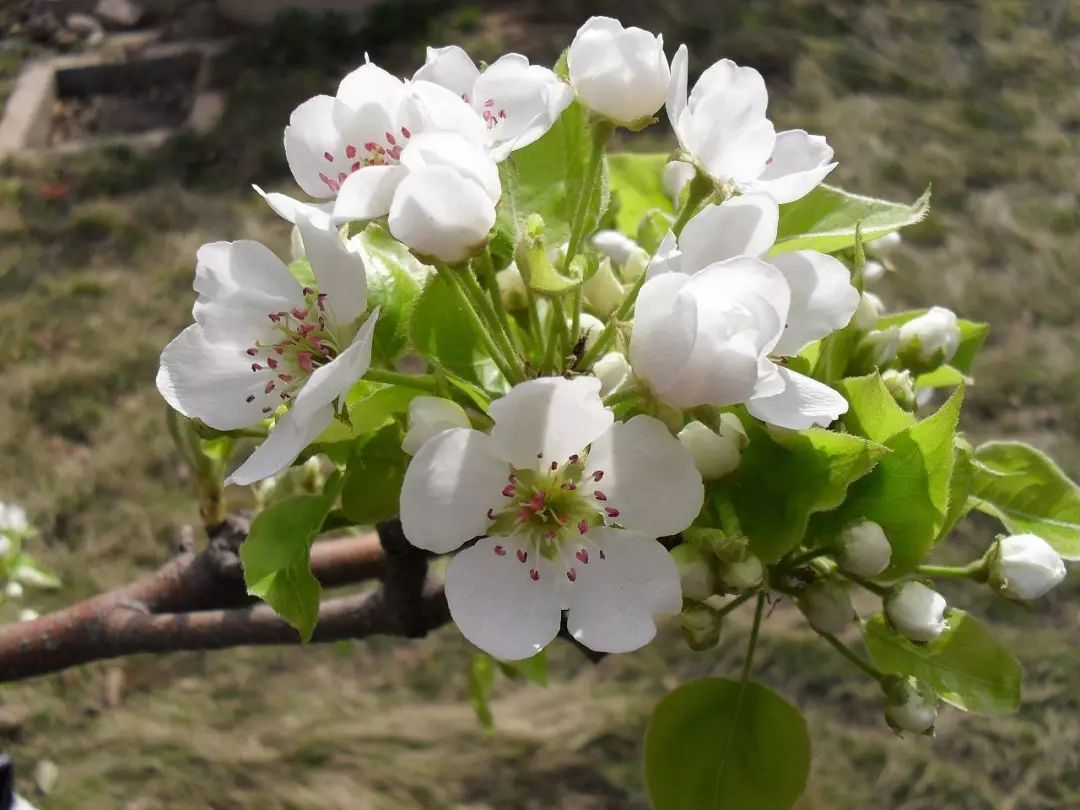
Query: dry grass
xmin=0 ymin=1 xmax=1078 ymax=807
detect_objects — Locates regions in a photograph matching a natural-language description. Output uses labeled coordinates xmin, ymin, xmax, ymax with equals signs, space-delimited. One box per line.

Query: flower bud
xmin=18 ymin=607 xmax=39 ymax=622
xmin=567 ymin=17 xmax=670 ymax=126
xmin=681 ymin=602 xmax=722 ymax=650
xmin=989 ymin=533 xmax=1066 ymax=600
xmin=883 ymin=676 xmax=938 ymax=735
xmin=885 ymin=581 xmax=948 ymax=643
xmin=582 ymin=258 xmax=624 ymax=318
xmin=497 ymin=262 xmax=528 ymax=312
xmin=591 ymin=230 xmax=642 ymax=267
xmin=575 ymin=313 xmax=607 ymax=356
xmin=862 ymin=260 xmax=886 ymax=283
xmin=662 ymin=160 xmax=695 ymax=204
xmin=838 ymin=520 xmax=892 ymax=577
xmin=799 ymin=580 xmax=855 ymax=635
xmin=670 ymin=544 xmax=716 ymax=602
xmin=897 ymin=307 xmax=960 ymax=371
xmin=401 ymin=397 xmax=471 ymax=455
xmin=5 ymin=581 xmax=23 ymax=600
xmin=866 ymin=230 xmax=901 ymax=259
xmin=0 ymin=502 xmax=28 ymax=534
xmin=594 ymin=351 xmax=632 ymax=397
xmin=0 ymin=536 xmax=10 ymax=558
xmin=882 ymin=369 xmax=917 ymax=411
xmin=677 ymin=416 xmax=748 ymax=480
xmin=852 ymin=292 xmax=885 ymax=331
xmin=721 ymin=554 xmax=764 ymax=591
xmin=621 ymin=246 xmax=651 ymax=282
xmin=855 ymin=327 xmax=901 ymax=368
xmin=289 ymin=224 xmax=306 ymax=262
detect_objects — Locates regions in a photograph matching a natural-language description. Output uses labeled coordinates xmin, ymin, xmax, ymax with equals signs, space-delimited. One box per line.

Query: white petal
xmin=157 ymin=325 xmax=279 ymax=430
xmin=488 ymin=377 xmax=613 ymax=470
xmin=284 ymin=95 xmax=346 ymax=198
xmin=332 ymin=165 xmax=407 ymax=222
xmin=296 ymin=213 xmax=368 ymax=325
xmin=749 ymin=129 xmax=836 ymax=204
xmin=407 ymin=80 xmax=489 ymax=147
xmin=686 ymin=256 xmax=790 ymax=353
xmin=398 ymin=131 xmax=501 ymax=204
xmin=444 ymin=536 xmax=562 ymax=660
xmin=746 ymin=366 xmax=848 ymax=429
xmin=689 ymin=111 xmax=776 ymax=187
xmin=678 ymin=194 xmax=779 ymax=271
xmin=472 ymin=54 xmax=573 ymax=156
xmin=629 ymin=272 xmax=696 ymax=392
xmin=565 ymin=528 xmax=681 ymax=654
xmin=399 ymin=428 xmax=511 ymax=553
xmin=665 ymin=44 xmax=689 ymax=136
xmin=689 ymin=59 xmax=768 ymax=120
xmin=192 ymin=241 xmax=304 ymax=347
xmin=585 ymin=416 xmax=704 ymax=537
xmin=771 ymin=250 xmax=859 ymax=355
xmin=253 ymin=185 xmax=335 ymax=226
xmin=401 ymin=396 xmax=472 ymax=455
xmin=387 ymin=165 xmax=496 ymax=263
xmin=226 ymin=404 xmax=333 ymax=486
xmin=336 ymin=62 xmax=406 ymax=122
xmin=288 ymin=308 xmax=379 ymax=426
xmin=412 ymin=45 xmax=480 ymax=99
xmin=644 ymin=230 xmax=683 ymax=278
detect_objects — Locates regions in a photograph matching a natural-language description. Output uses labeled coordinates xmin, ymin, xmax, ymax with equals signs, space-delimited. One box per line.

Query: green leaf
xmin=969 ymin=441 xmax=1080 ymax=559
xmin=354 ymin=223 xmax=429 ymax=363
xmin=240 ymin=493 xmax=333 ymax=642
xmin=864 ymin=610 xmax=1022 ymax=715
xmin=10 ymin=556 xmax=61 ymax=589
xmin=772 ymin=184 xmax=930 ymax=255
xmin=645 ymin=678 xmax=810 ymax=810
xmin=340 ymin=422 xmax=407 ymax=525
xmin=498 ymin=650 xmax=549 ymax=686
xmin=497 ymin=101 xmax=606 ymax=247
xmin=733 ymin=423 xmax=888 ymax=562
xmin=410 ymin=272 xmax=506 ymax=392
xmin=838 ymin=373 xmax=915 ymax=443
xmin=939 ymin=435 xmax=975 ymax=542
xmin=838 ymin=388 xmax=963 ymax=574
xmin=316 ymin=382 xmax=423 ymax=447
xmin=877 ymin=311 xmax=989 ymax=386
xmin=607 ymin=152 xmax=672 ymax=236
xmin=468 ymin=653 xmax=497 ymax=731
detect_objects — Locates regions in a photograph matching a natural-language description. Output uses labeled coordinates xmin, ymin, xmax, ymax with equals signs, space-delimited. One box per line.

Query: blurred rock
xmin=95 ymin=0 xmax=143 ymax=27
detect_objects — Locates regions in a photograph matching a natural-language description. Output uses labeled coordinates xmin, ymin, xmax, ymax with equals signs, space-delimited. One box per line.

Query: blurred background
xmin=0 ymin=0 xmax=1077 ymax=807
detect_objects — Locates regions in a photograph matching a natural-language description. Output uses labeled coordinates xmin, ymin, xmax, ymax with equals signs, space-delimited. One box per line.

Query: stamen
xmin=566 ymin=568 xmax=577 ymax=582
xmin=262 ymin=406 xmax=272 ymax=413
xmin=298 ymin=352 xmax=315 ymax=373
xmin=267 ymin=358 xmax=278 ymax=369
xmin=550 ymin=460 xmax=558 ymax=471
xmin=401 ymin=126 xmax=411 ymax=139
xmin=529 ymin=568 xmax=540 ymax=582
xmin=346 ymin=144 xmax=357 ymax=158
xmin=592 ymin=470 xmax=604 ymax=482
xmin=594 ymin=490 xmax=607 ymax=501
xmin=278 ymin=373 xmax=293 ymax=382
xmin=605 ymin=507 xmax=620 ymax=518
xmin=291 ymin=307 xmax=309 ymax=320
xmin=251 ymin=363 xmax=262 ymax=372
xmin=246 ymin=348 xmax=258 ymax=356
xmin=245 ymin=394 xmax=255 ymax=403
xmin=599 ymin=549 xmax=607 ymax=560
xmin=385 ymin=132 xmax=396 ymax=145
xmin=264 ymin=381 xmax=276 ymax=394
xmin=323 ymin=151 xmax=334 ymax=162
xmin=576 ymin=548 xmax=590 ymax=564
xmin=501 ymin=484 xmax=516 ymax=497
xmin=302 ymin=287 xmax=314 ymax=296
xmin=569 ymin=454 xmax=579 ymax=463
xmin=516 ymin=549 xmax=528 ymax=563
xmin=577 ymin=520 xmax=589 ymax=536
xmin=493 ymin=544 xmax=506 ymax=556
xmin=268 ymin=313 xmax=281 ymax=323
xmin=486 ymin=508 xmax=496 ymax=520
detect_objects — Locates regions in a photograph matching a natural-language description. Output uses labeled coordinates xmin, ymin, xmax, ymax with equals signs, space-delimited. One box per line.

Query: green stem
xmin=670 ymin=171 xmax=716 ymax=237
xmin=840 ymin=571 xmax=890 ymax=597
xmin=481 ymin=259 xmax=525 ymax=358
xmin=915 ymin=562 xmax=986 ymax=580
xmin=818 ymin=630 xmax=886 ymax=683
xmin=715 ymin=589 xmax=757 ymax=621
xmin=441 ymin=269 xmax=517 ymax=384
xmin=741 ymin=592 xmax=767 ymax=683
xmin=550 ymin=296 xmax=571 ymax=371
xmin=783 ymin=548 xmax=833 ymax=570
xmin=364 ymin=368 xmax=440 ymax=393
xmin=565 ymin=121 xmax=613 ymax=267
xmin=713 ymin=487 xmax=743 ymax=539
xmin=461 ymin=265 xmax=526 ymax=382
xmin=601 ymin=385 xmax=640 ymax=408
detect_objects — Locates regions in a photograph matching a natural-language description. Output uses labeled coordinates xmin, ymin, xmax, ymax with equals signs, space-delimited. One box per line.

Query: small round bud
xmin=594 ymin=352 xmax=632 ymax=397
xmin=897 ymin=306 xmax=961 ymax=371
xmin=681 ymin=602 xmax=722 ymax=651
xmin=575 ymin=313 xmax=607 ymax=356
xmin=582 ymin=258 xmax=625 ymax=318
xmin=799 ymin=580 xmax=855 ymax=635
xmin=18 ymin=608 xmax=39 ymax=623
xmin=884 ymin=676 xmax=938 ymax=734
xmin=401 ymin=397 xmax=471 ymax=455
xmin=591 ymin=230 xmax=642 ymax=267
xmin=5 ymin=581 xmax=24 ymax=600
xmin=497 ymin=262 xmax=528 ymax=312
xmin=0 ymin=536 xmax=11 ymax=558
xmin=721 ymin=554 xmax=764 ymax=591
xmin=885 ymin=581 xmax=948 ymax=643
xmin=882 ymin=369 xmax=917 ymax=411
xmin=989 ymin=533 xmax=1066 ymax=600
xmin=0 ymin=502 xmax=29 ymax=534
xmin=671 ymin=544 xmax=716 ymax=602
xmin=662 ymin=160 xmax=695 ymax=205
xmin=839 ymin=520 xmax=892 ymax=577
xmin=862 ymin=260 xmax=886 ymax=284
xmin=856 ymin=327 xmax=901 ymax=368
xmin=866 ymin=230 xmax=901 ymax=259
xmin=852 ymin=292 xmax=885 ymax=331
xmin=677 ymin=416 xmax=748 ymax=480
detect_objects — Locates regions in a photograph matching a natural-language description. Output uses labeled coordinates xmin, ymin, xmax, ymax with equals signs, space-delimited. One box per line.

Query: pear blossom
xmin=592 ymin=230 xmax=648 ymax=268
xmin=677 ymin=416 xmax=748 ymax=479
xmin=838 ymin=519 xmax=892 ymax=577
xmin=800 ymin=580 xmax=855 ymax=635
xmin=157 ymin=215 xmax=378 ymax=486
xmin=256 ymin=60 xmax=490 ymax=225
xmin=721 ymin=554 xmax=764 ymax=590
xmin=884 ymin=676 xmax=938 ymax=734
xmin=667 ymin=46 xmax=835 ymax=203
xmin=990 ymin=533 xmax=1066 ymax=600
xmin=401 ymin=396 xmax=471 ymax=455
xmin=567 ymin=17 xmax=670 ymax=126
xmin=399 ymin=376 xmax=703 ymax=659
xmin=886 ymin=582 xmax=948 ymax=643
xmin=594 ymin=352 xmax=632 ymax=397
xmin=581 ymin=258 xmax=625 ymax=318
xmin=576 ymin=313 xmax=607 ymax=354
xmin=632 ymin=195 xmax=859 ymax=429
xmin=670 ymin=544 xmax=715 ymax=601
xmin=332 ymin=131 xmax=501 ymax=262
xmin=897 ymin=306 xmax=961 ymax=369
xmin=413 ymin=46 xmax=573 ymax=160
xmin=0 ymin=502 xmax=28 ymax=535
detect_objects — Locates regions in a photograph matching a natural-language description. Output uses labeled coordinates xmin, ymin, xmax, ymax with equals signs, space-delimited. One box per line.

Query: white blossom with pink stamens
xmin=156 ymin=214 xmax=378 ymax=486
xmin=399 ymin=376 xmax=703 ymax=660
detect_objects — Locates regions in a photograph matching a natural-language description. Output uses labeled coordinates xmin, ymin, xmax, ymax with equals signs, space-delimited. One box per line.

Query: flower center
xmin=485 ymin=452 xmax=618 ymax=583
xmin=480 ymin=97 xmax=508 ymax=130
xmin=243 ymin=287 xmax=340 ymax=413
xmin=318 ymin=126 xmax=413 ymax=192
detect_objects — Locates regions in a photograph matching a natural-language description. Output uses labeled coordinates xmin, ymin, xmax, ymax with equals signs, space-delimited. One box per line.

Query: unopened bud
xmin=681 ymin=602 xmax=722 ymax=651
xmin=574 ymin=313 xmax=606 ymax=355
xmin=671 ymin=544 xmax=716 ymax=602
xmin=839 ymin=520 xmax=892 ymax=577
xmin=591 ymin=230 xmax=641 ymax=267
xmin=594 ymin=351 xmax=632 ymax=397
xmin=852 ymin=292 xmax=885 ymax=331
xmin=662 ymin=160 xmax=695 ymax=205
xmin=883 ymin=675 xmax=938 ymax=735
xmin=866 ymin=231 xmax=901 ymax=259
xmin=5 ymin=581 xmax=24 ymax=600
xmin=799 ymin=580 xmax=855 ymax=635
xmin=885 ymin=581 xmax=948 ymax=643
xmin=402 ymin=397 xmax=471 ymax=455
xmin=721 ymin=554 xmax=764 ymax=591
xmin=18 ymin=608 xmax=39 ymax=622
xmin=855 ymin=327 xmax=901 ymax=369
xmin=862 ymin=260 xmax=886 ymax=283
xmin=677 ymin=416 xmax=748 ymax=480
xmin=989 ymin=533 xmax=1066 ymax=600
xmin=582 ymin=258 xmax=624 ymax=318
xmin=0 ymin=536 xmax=10 ymax=557
xmin=882 ymin=369 xmax=917 ymax=411
xmin=497 ymin=262 xmax=528 ymax=312
xmin=897 ymin=307 xmax=960 ymax=372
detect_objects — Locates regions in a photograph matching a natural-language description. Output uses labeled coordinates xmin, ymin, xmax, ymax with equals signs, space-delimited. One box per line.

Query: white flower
xmin=671 ymin=544 xmax=715 ymax=602
xmin=402 ymin=396 xmax=471 ymax=455
xmin=0 ymin=502 xmax=28 ymax=535
xmin=399 ymin=376 xmax=703 ymax=659
xmin=0 ymin=536 xmax=10 ymax=557
xmin=884 ymin=676 xmax=938 ymax=734
xmin=677 ymin=416 xmax=748 ymax=479
xmin=258 ymin=60 xmax=489 ymax=224
xmin=721 ymin=554 xmax=764 ymax=590
xmin=413 ymin=46 xmax=573 ymax=160
xmin=592 ymin=230 xmax=649 ymax=270
xmin=18 ymin=608 xmax=39 ymax=623
xmin=990 ymin=533 xmax=1066 ymax=600
xmin=885 ymin=581 xmax=948 ymax=643
xmin=897 ymin=306 xmax=961 ymax=367
xmin=667 ymin=46 xmax=835 ymax=203
xmin=332 ymin=131 xmax=501 ymax=263
xmin=799 ymin=580 xmax=855 ymax=635
xmin=594 ymin=352 xmax=632 ymax=397
xmin=632 ymin=195 xmax=859 ymax=429
xmin=5 ymin=581 xmax=23 ymax=600
xmin=157 ymin=215 xmax=378 ymax=486
xmin=582 ymin=258 xmax=625 ymax=318
xmin=839 ymin=519 xmax=892 ymax=577
xmin=567 ymin=17 xmax=670 ymax=126
xmin=496 ymin=262 xmax=528 ymax=311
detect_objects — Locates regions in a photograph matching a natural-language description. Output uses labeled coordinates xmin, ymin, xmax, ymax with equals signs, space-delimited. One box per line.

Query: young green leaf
xmin=838 ymin=373 xmax=916 ymax=443
xmin=864 ymin=610 xmax=1022 ymax=715
xmin=969 ymin=441 xmax=1080 ymax=559
xmin=772 ymin=184 xmax=930 ymax=256
xmin=354 ymin=223 xmax=429 ymax=363
xmin=607 ymin=152 xmax=672 ymax=236
xmin=240 ymin=493 xmax=335 ymax=642
xmin=645 ymin=678 xmax=810 ymax=810
xmin=340 ymin=422 xmax=408 ymax=525
xmin=468 ymin=653 xmax=497 ymax=731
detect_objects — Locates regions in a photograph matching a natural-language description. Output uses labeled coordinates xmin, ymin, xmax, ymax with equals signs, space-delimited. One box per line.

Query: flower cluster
xmin=154 ymin=15 xmax=1076 ymax=792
